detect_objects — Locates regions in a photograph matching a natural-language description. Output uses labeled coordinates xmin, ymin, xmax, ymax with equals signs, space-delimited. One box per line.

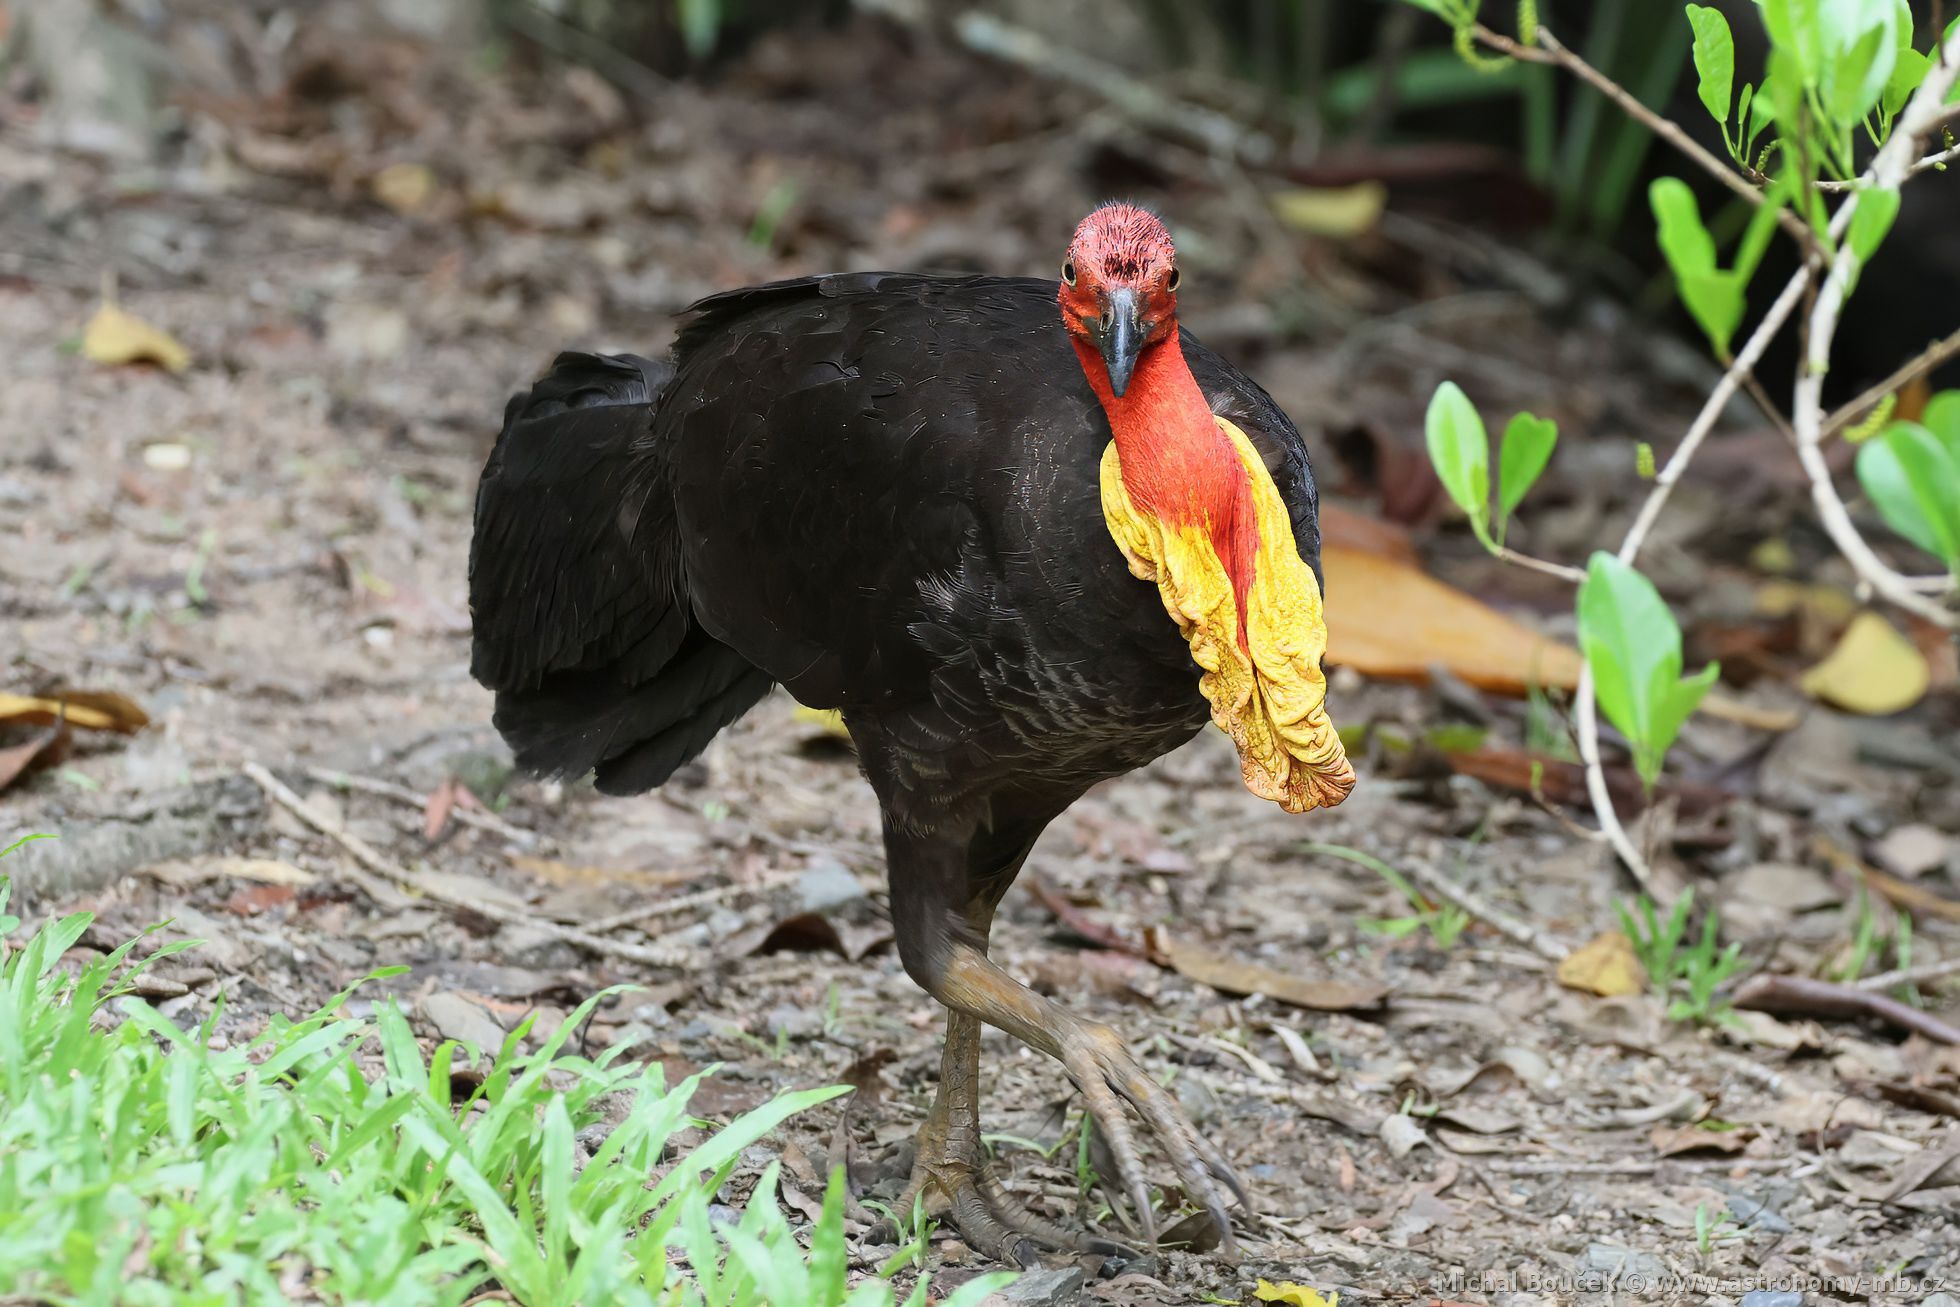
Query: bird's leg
xmin=896 ymin=922 xmax=1132 ymax=1266
xmin=886 ymin=818 xmax=1248 ymax=1260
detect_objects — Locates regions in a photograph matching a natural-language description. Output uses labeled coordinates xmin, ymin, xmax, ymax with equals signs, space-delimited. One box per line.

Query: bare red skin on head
xmin=1061 ymin=203 xmax=1259 ymax=649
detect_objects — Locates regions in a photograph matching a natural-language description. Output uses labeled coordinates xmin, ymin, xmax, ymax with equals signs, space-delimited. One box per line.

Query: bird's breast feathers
xmin=1099 ymin=417 xmax=1356 ymax=813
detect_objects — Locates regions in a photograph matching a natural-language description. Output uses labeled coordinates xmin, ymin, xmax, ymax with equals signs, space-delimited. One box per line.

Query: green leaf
xmin=1883 ymin=48 xmax=1931 ymax=117
xmin=1920 ymin=390 xmax=1960 ymax=448
xmin=1576 ymin=553 xmax=1720 ymax=788
xmin=1855 ymin=421 xmax=1960 ymax=568
xmin=1847 ymin=185 xmax=1900 ymax=264
xmin=1496 ymin=411 xmax=1557 ymax=541
xmin=1651 ymin=178 xmax=1745 ymax=355
xmin=1424 ymin=380 xmax=1494 ymax=548
xmin=1685 ymin=6 xmax=1736 ymax=126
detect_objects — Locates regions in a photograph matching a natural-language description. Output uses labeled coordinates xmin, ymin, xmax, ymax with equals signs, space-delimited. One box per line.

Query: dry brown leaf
xmin=1556 ymin=930 xmax=1647 ymax=998
xmin=1319 ymin=544 xmax=1790 ymax=729
xmin=1650 ymin=1122 xmax=1751 ymax=1156
xmin=80 ymin=302 xmax=192 ymax=374
xmin=372 ymin=162 xmax=436 ymax=215
xmin=143 ymin=857 xmax=318 ymax=887
xmin=0 ymin=723 xmax=67 ymax=793
xmin=1321 ymin=546 xmax=1582 ymax=694
xmin=508 ymin=855 xmax=697 ymax=890
xmin=1157 ymin=935 xmax=1387 ymax=1012
xmin=1799 ymin=611 xmax=1929 ymax=715
xmin=1272 ymin=181 xmax=1387 ymax=237
xmin=0 ymin=691 xmax=149 ymax=734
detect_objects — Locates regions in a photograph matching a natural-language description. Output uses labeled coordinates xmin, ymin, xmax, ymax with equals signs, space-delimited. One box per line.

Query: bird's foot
xmin=893 ymin=1156 xmax=1135 ymax=1269
xmin=1057 ymin=1022 xmax=1251 ymax=1257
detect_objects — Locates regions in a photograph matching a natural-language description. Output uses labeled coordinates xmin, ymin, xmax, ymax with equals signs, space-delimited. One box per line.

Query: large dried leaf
xmin=80 ymin=302 xmax=192 ymax=374
xmin=1157 ymin=935 xmax=1386 ymax=1012
xmin=1321 ymin=545 xmax=1789 ymax=728
xmin=1799 ymin=611 xmax=1929 ymax=715
xmin=1556 ymin=930 xmax=1646 ymax=997
xmin=1322 ymin=546 xmax=1582 ymax=694
xmin=0 ymin=691 xmax=150 ymax=734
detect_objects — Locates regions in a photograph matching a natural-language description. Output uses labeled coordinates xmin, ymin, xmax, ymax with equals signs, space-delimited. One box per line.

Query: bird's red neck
xmin=1075 ymin=333 xmax=1260 ymax=648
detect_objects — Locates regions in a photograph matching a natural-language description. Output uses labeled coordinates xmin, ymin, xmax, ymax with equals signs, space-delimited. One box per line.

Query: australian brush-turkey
xmin=470 ymin=203 xmax=1356 ymax=1261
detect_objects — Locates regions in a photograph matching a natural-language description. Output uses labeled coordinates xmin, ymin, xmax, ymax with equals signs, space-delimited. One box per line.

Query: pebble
xmin=795 ymin=857 xmax=865 ymax=913
xmin=980 ymin=1266 xmax=1086 ymax=1307
xmin=1738 ymin=1292 xmax=1802 ymax=1307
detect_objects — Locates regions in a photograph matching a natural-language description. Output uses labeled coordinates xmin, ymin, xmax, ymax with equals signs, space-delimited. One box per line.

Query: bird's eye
xmin=1166 ymin=267 xmax=1181 ymax=292
xmin=1061 ymin=260 xmax=1076 ymax=286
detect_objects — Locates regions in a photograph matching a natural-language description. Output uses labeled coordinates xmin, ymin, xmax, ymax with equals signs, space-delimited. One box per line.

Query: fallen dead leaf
xmin=509 ymin=855 xmax=699 ymax=890
xmin=1157 ymin=935 xmax=1386 ymax=1012
xmin=1322 ymin=546 xmax=1581 ymax=694
xmin=1650 ymin=1122 xmax=1751 ymax=1156
xmin=0 ymin=722 xmax=68 ymax=793
xmin=1799 ymin=611 xmax=1929 ymax=715
xmin=1272 ymin=181 xmax=1386 ymax=237
xmin=224 ymin=883 xmax=299 ymax=916
xmin=1556 ymin=930 xmax=1646 ymax=998
xmin=371 ymin=161 xmax=436 ymax=214
xmin=144 ymin=857 xmax=318 ymax=888
xmin=1321 ymin=543 xmax=1791 ymax=728
xmin=1255 ymin=1279 xmax=1340 ymax=1307
xmin=0 ymin=691 xmax=149 ymax=734
xmin=80 ymin=302 xmax=192 ymax=374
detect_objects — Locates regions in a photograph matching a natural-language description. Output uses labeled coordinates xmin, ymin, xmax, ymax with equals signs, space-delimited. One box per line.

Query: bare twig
xmin=1816 ymin=136 xmax=1960 ymax=189
xmin=1791 ymin=30 xmax=1960 ymax=631
xmin=301 ymin=766 xmax=539 ymax=848
xmin=1734 ymin=973 xmax=1960 ymax=1045
xmin=1854 ymin=956 xmax=1960 ymax=992
xmin=1818 ymin=325 xmax=1960 ymax=440
xmin=244 ymin=763 xmax=694 ymax=968
xmin=1398 ymin=858 xmax=1569 ymax=962
xmin=1472 ymin=23 xmax=1818 ymax=256
xmin=1493 ymin=546 xmax=1587 ymax=584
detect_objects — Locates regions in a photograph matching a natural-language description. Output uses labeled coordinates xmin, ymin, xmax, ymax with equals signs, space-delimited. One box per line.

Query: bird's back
xmin=471 ymin=271 xmax=1323 ymax=801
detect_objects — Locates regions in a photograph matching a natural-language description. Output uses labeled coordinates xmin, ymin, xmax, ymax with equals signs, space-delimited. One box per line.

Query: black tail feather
xmin=470 ymin=350 xmax=772 ymax=792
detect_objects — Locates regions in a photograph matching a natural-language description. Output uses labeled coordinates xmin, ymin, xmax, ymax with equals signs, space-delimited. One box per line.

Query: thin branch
xmin=1493 ymin=546 xmax=1587 ymax=584
xmin=1617 ymin=266 xmax=1816 ymax=563
xmin=1854 ymin=955 xmax=1960 ymax=992
xmin=244 ymin=762 xmax=696 ymax=968
xmin=1818 ymin=324 xmax=1960 ymax=440
xmin=1473 ymin=23 xmax=1818 ymax=257
xmin=1565 ymin=265 xmax=1818 ymax=895
xmin=1399 ymin=852 xmax=1569 ymax=962
xmin=301 ymin=765 xmax=540 ymax=848
xmin=1815 ymin=133 xmax=1960 ymax=190
xmin=1791 ymin=30 xmax=1960 ymax=631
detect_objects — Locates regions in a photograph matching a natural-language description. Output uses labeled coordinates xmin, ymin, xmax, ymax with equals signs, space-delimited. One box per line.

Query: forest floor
xmin=4 ymin=7 xmax=1959 ymax=1305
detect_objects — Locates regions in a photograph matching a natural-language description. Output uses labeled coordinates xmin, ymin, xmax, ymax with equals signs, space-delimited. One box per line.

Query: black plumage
xmin=471 ymin=268 xmax=1329 ymax=1261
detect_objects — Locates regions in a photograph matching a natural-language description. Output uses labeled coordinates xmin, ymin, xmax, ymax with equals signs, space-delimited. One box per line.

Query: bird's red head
xmin=1058 ymin=203 xmax=1180 ymax=398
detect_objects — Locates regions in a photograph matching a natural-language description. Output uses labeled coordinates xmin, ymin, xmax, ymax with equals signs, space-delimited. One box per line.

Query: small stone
xmin=1919 ymin=1294 xmax=1960 ymax=1307
xmin=1728 ymin=1193 xmax=1794 ymax=1234
xmin=1873 ymin=824 xmax=1950 ymax=879
xmin=795 ymin=857 xmax=864 ymax=913
xmin=419 ymin=991 xmax=507 ymax=1055
xmin=980 ymin=1265 xmax=1086 ymax=1307
xmin=1738 ymin=1292 xmax=1803 ymax=1307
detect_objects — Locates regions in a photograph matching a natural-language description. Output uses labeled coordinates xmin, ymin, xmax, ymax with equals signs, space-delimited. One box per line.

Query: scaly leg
xmin=896 ymin=1007 xmax=1130 ymax=1265
xmin=883 ymin=812 xmax=1250 ymax=1259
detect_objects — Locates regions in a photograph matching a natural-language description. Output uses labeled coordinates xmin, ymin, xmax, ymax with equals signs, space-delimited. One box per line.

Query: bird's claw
xmin=894 ymin=1159 xmax=1135 ymax=1269
xmin=1060 ymin=1023 xmax=1250 ymax=1257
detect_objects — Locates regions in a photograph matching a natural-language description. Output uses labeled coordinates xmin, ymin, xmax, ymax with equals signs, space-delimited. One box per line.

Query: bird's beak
xmin=1097 ymin=287 xmax=1144 ymax=398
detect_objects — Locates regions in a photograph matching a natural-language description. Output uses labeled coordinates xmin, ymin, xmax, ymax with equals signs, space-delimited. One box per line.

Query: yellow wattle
xmin=1100 ymin=417 xmax=1356 ymax=813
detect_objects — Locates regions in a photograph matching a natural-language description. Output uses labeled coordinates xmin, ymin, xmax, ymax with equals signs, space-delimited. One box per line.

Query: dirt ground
xmin=4 ymin=9 xmax=1959 ymax=1305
